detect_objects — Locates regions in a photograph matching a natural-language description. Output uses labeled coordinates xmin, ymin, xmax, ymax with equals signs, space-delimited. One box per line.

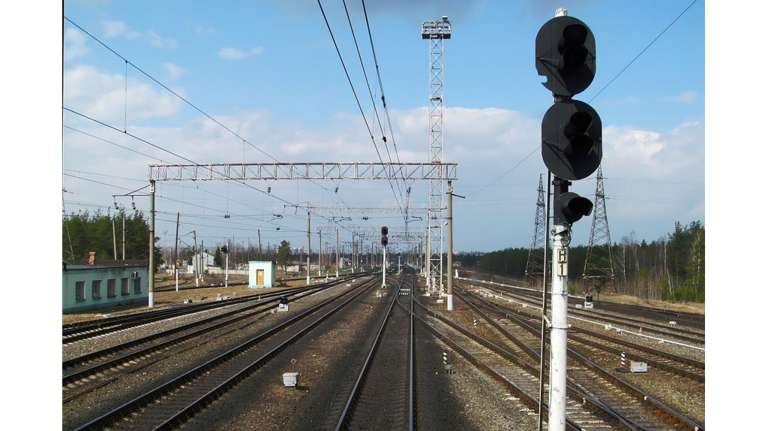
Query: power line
xmin=468 ymin=0 xmax=700 ymax=195
xmin=64 ymin=15 xmax=347 ymax=211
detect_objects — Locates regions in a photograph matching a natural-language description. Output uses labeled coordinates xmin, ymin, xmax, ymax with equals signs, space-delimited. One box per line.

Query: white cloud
xmin=162 ymin=62 xmax=184 ymax=80
xmin=99 ymin=19 xmax=176 ymax=49
xmin=664 ymin=90 xmax=698 ymax=104
xmin=64 ymin=28 xmax=90 ymax=61
xmin=64 ymin=65 xmax=183 ymax=126
xmin=101 ymin=19 xmax=138 ymax=39
xmin=218 ymin=46 xmax=265 ymax=59
xmin=192 ymin=23 xmax=216 ymax=35
xmin=146 ymin=30 xmax=178 ymax=49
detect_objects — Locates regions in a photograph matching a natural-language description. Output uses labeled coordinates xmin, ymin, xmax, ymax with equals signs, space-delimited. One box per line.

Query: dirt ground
xmin=61 ymin=273 xmax=308 ymax=325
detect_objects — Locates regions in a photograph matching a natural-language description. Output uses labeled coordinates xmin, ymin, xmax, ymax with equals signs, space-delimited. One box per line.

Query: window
xmin=92 ymin=280 xmax=102 ymax=299
xmin=107 ymin=279 xmax=116 ymax=298
xmin=121 ymin=278 xmax=129 ymax=296
xmin=76 ymin=281 xmax=85 ymax=301
xmin=133 ymin=277 xmax=142 ymax=294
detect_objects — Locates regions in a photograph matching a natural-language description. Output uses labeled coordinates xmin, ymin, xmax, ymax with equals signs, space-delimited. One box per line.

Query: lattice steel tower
xmin=526 ymin=174 xmax=548 ymax=287
xmin=422 ymin=16 xmax=451 ymax=293
xmin=583 ymin=165 xmax=617 ymax=294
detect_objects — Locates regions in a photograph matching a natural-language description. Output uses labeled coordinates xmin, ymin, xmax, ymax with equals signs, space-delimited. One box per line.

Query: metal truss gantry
xmin=526 ymin=174 xmax=548 ymax=288
xmin=582 ymin=165 xmax=617 ymax=294
xmin=422 ymin=16 xmax=451 ymax=293
xmin=148 ymin=162 xmax=457 ymax=181
xmin=311 ymin=207 xmax=429 ymax=215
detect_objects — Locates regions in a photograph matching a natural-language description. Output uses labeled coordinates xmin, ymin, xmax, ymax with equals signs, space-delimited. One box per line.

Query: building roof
xmin=65 ymin=260 xmax=148 ymax=271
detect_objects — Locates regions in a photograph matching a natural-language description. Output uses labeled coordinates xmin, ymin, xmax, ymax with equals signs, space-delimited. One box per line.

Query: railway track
xmin=62 ymin=269 xmax=705 ymax=430
xmin=451 ymin=283 xmax=705 ymax=430
xmin=70 ymin=276 xmax=381 ymax=430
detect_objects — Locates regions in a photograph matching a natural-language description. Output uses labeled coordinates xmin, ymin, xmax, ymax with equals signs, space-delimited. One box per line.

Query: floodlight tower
xmin=422 ymin=15 xmax=451 ymax=293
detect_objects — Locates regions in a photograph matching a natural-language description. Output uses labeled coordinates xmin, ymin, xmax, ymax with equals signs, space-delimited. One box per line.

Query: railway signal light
xmin=535 ymin=15 xmax=596 ymax=97
xmin=221 ymin=245 xmax=228 ymax=254
xmin=381 ymin=236 xmax=388 ymax=247
xmin=381 ymin=226 xmax=388 ymax=236
xmin=553 ymin=191 xmax=593 ymax=225
xmin=381 ymin=226 xmax=388 ymax=247
xmin=541 ymin=99 xmax=602 ymax=180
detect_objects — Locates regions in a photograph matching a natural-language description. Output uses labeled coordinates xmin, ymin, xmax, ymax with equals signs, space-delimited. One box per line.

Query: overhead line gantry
xmin=148 ymin=162 xmax=457 ymax=181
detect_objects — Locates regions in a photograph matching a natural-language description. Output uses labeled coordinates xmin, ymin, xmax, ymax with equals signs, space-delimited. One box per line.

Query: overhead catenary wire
xmin=63 ymin=16 xmax=352 ymax=220
xmin=316 ymin=0 xmax=406 ymax=216
xmin=467 ymin=0 xmax=700 ymax=195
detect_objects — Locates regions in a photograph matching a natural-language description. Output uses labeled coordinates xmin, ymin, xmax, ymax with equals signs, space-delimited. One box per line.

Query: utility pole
xmin=112 ymin=218 xmax=118 ymax=260
xmin=175 ymin=212 xmax=180 ymax=292
xmin=336 ymin=229 xmax=340 ymax=278
xmin=148 ymin=180 xmax=156 ymax=308
xmin=193 ymin=231 xmax=199 ymax=287
xmin=258 ymin=229 xmax=262 ymax=260
xmin=122 ymin=212 xmax=126 ymax=260
xmin=307 ymin=209 xmax=311 ymax=285
xmin=446 ymin=181 xmax=464 ymax=311
xmin=225 ymin=239 xmax=229 ymax=288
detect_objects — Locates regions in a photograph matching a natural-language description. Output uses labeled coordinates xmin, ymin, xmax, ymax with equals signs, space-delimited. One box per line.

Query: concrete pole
xmin=175 ymin=212 xmax=180 ymax=292
xmin=306 ymin=210 xmax=311 ymax=285
xmin=336 ymin=229 xmax=340 ymax=278
xmin=148 ymin=180 xmax=155 ymax=308
xmin=548 ymin=225 xmax=571 ymax=431
xmin=446 ymin=181 xmax=454 ymax=311
xmin=424 ymin=228 xmax=429 ymax=284
xmin=122 ymin=212 xmax=126 ymax=260
xmin=382 ymin=246 xmax=387 ymax=287
xmin=193 ymin=231 xmax=199 ymax=288
xmin=112 ymin=219 xmax=118 ymax=260
xmin=225 ymin=239 xmax=229 ymax=288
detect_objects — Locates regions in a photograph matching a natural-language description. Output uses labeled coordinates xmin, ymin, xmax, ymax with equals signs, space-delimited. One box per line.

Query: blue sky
xmin=55 ymin=0 xmax=706 ymax=255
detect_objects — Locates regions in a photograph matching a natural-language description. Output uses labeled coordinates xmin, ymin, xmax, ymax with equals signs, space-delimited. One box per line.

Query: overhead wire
xmin=64 ymin=16 xmax=351 ymax=230
xmin=360 ymin=0 xmax=413 ymax=222
xmin=467 ymin=0 xmax=700 ymax=195
xmin=342 ymin=0 xmax=406 ymax=211
xmin=316 ymin=0 xmax=406 ymax=219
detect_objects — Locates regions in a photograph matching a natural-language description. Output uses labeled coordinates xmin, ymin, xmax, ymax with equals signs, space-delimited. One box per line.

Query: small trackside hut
xmin=248 ymin=261 xmax=276 ymax=288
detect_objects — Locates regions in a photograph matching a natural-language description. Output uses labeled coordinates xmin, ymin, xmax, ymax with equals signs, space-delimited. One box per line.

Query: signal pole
xmin=535 ymin=9 xmax=600 ymax=430
xmin=381 ymin=226 xmax=389 ymax=288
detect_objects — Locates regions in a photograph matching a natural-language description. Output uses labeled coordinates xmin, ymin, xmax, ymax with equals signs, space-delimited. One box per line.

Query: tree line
xmin=63 ymin=212 xmax=301 ymax=274
xmin=63 ymin=210 xmax=162 ymax=268
xmin=459 ymin=220 xmax=704 ymax=303
xmin=63 ymin=211 xmax=704 ymax=302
